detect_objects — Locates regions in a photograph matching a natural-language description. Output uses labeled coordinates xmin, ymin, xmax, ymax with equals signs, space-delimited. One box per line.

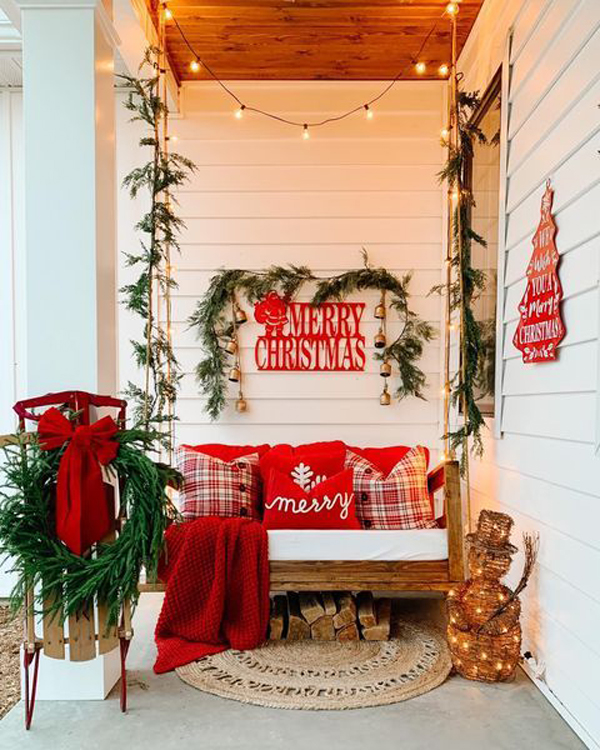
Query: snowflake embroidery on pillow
xmin=290 ymin=462 xmax=326 ymax=491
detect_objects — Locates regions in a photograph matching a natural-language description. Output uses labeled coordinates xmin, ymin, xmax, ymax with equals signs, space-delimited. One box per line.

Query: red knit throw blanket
xmin=154 ymin=517 xmax=270 ymax=674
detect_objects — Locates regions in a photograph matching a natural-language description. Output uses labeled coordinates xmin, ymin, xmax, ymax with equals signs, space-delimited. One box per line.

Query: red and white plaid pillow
xmin=176 ymin=446 xmax=262 ymax=521
xmin=345 ymin=445 xmax=436 ymax=530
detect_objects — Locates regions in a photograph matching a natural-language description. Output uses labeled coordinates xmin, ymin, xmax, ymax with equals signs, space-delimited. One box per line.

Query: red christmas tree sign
xmin=513 ymin=181 xmax=565 ymax=363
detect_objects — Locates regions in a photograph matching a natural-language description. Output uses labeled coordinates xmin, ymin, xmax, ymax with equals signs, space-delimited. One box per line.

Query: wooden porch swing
xmin=140 ymin=459 xmax=465 ymax=595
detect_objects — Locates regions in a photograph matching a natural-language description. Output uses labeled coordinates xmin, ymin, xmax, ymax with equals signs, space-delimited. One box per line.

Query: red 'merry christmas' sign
xmin=513 ymin=181 xmax=565 ymax=363
xmin=254 ymin=291 xmax=366 ymax=371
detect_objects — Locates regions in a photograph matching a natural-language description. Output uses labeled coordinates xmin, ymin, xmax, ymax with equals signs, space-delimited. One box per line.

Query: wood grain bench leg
xmin=445 ymin=460 xmax=465 ymax=584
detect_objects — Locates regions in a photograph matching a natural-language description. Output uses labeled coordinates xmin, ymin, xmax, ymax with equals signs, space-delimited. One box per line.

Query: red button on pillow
xmin=263 ymin=469 xmax=361 ymax=531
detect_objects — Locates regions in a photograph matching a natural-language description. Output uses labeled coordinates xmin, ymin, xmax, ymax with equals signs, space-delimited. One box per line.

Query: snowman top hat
xmin=466 ymin=509 xmax=518 ymax=555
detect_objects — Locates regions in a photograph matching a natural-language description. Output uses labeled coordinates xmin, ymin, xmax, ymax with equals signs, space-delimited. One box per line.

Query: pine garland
xmin=432 ymin=89 xmax=490 ymax=469
xmin=190 ymin=251 xmax=435 ymax=420
xmin=0 ymin=429 xmax=178 ymax=627
xmin=118 ymin=48 xmax=196 ymax=444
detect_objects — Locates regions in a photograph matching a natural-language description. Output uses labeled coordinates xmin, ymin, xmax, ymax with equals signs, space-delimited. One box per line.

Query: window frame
xmin=463 ymin=67 xmax=503 ymax=420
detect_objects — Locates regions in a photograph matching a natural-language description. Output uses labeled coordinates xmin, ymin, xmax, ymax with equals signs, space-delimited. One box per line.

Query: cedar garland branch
xmin=189 ymin=251 xmax=435 ymax=420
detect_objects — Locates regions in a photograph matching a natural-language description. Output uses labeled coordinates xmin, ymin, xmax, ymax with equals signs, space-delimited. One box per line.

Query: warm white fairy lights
xmin=161 ymin=1 xmax=452 ymax=139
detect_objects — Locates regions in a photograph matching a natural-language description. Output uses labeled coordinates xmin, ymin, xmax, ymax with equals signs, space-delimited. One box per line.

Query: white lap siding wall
xmin=117 ymin=82 xmax=447 ymax=453
xmin=459 ymin=0 xmax=600 ymax=746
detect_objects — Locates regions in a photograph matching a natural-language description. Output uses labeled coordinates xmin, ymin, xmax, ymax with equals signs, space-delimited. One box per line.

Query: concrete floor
xmin=0 ymin=594 xmax=586 ymax=750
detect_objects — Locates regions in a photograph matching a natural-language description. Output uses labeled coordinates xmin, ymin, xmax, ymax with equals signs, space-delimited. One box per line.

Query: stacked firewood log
xmin=269 ymin=592 xmax=392 ymax=641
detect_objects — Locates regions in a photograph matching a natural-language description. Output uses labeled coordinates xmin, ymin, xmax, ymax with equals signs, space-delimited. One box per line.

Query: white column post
xmin=19 ymin=0 xmax=118 ymax=396
xmin=15 ymin=0 xmax=121 ymax=699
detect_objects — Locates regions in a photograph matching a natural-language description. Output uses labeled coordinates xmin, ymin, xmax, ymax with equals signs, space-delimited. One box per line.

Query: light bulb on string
xmin=302 ymin=124 xmax=310 ymax=140
xmin=235 ymin=104 xmax=246 ymax=119
xmin=439 ymin=64 xmax=450 ymax=77
xmin=446 ymin=2 xmax=459 ymax=15
xmin=415 ymin=61 xmax=426 ymax=75
xmin=164 ymin=6 xmax=173 ymax=20
xmin=441 ymin=127 xmax=450 ymax=142
xmin=364 ymin=104 xmax=374 ymax=120
xmin=190 ymin=59 xmax=201 ymax=73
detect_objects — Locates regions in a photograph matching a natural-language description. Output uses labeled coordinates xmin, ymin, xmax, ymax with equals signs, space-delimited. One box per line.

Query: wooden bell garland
xmin=374 ymin=290 xmax=386 ymax=320
xmin=228 ymin=293 xmax=246 ymax=403
xmin=236 ymin=391 xmax=247 ymax=413
xmin=224 ymin=338 xmax=238 ymax=354
xmin=234 ymin=303 xmax=248 ymax=325
xmin=374 ymin=328 xmax=386 ymax=349
xmin=380 ymin=382 xmax=391 ymax=406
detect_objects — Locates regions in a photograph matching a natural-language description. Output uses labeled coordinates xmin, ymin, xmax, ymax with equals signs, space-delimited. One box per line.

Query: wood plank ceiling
xmin=157 ymin=0 xmax=484 ymax=81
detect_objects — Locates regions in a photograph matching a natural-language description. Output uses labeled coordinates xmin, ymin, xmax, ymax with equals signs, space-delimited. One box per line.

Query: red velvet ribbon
xmin=38 ymin=407 xmax=119 ymax=556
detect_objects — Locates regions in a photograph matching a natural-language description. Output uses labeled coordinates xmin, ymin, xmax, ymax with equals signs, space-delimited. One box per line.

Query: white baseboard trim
xmin=521 ymin=663 xmax=599 ymax=750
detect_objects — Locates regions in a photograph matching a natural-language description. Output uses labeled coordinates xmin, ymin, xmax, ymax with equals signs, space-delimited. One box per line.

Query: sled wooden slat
xmin=68 ymin=603 xmax=96 ymax=662
xmin=42 ymin=590 xmax=65 ymax=660
xmin=97 ymin=530 xmax=119 ymax=655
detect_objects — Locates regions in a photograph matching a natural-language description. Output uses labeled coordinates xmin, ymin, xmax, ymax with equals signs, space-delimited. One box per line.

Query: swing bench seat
xmin=140 ymin=460 xmax=465 ymax=595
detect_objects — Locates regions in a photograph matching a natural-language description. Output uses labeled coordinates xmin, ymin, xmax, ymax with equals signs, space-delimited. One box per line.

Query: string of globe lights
xmin=161 ymin=1 xmax=462 ymax=139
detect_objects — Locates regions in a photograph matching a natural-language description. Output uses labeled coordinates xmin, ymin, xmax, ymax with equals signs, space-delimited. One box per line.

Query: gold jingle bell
xmin=380 ymin=361 xmax=392 ymax=378
xmin=374 ymin=303 xmax=386 ymax=320
xmin=234 ymin=306 xmax=248 ymax=325
xmin=374 ymin=331 xmax=386 ymax=349
xmin=224 ymin=338 xmax=238 ymax=354
xmin=380 ymin=387 xmax=391 ymax=406
xmin=236 ymin=396 xmax=247 ymax=413
xmin=228 ymin=366 xmax=241 ymax=382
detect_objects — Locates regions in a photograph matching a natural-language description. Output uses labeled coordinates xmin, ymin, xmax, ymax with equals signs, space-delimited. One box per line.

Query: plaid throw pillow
xmin=345 ymin=445 xmax=437 ymax=530
xmin=176 ymin=446 xmax=262 ymax=521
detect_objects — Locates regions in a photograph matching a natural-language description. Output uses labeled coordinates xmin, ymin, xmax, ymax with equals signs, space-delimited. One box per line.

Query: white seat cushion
xmin=267 ymin=528 xmax=448 ymax=561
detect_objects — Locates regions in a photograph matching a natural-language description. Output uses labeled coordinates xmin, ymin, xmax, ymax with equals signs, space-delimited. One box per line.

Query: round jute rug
xmin=176 ymin=620 xmax=451 ymax=710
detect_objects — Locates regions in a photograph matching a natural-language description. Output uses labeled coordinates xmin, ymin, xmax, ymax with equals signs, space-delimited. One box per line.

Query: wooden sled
xmin=12 ymin=391 xmax=134 ymax=730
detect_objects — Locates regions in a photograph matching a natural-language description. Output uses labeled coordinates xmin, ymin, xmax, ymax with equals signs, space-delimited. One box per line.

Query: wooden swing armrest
xmin=427 ymin=461 xmax=446 ymax=495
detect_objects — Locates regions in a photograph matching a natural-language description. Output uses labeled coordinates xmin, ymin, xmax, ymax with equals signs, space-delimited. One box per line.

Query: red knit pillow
xmin=345 ymin=446 xmax=437 ymax=530
xmin=259 ymin=442 xmax=346 ymax=488
xmin=176 ymin=446 xmax=262 ymax=521
xmin=263 ymin=469 xmax=360 ymax=531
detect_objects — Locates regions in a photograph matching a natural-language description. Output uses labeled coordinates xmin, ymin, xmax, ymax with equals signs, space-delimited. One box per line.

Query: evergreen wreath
xmin=189 ymin=251 xmax=435 ymax=420
xmin=0 ymin=427 xmax=178 ymax=627
xmin=432 ymin=89 xmax=490 ymax=469
xmin=118 ymin=48 xmax=196 ymax=442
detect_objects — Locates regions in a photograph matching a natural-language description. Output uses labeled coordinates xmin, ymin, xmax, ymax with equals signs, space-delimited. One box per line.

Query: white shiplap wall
xmin=460 ymin=1 xmax=600 ymax=747
xmin=118 ymin=82 xmax=446 ymax=452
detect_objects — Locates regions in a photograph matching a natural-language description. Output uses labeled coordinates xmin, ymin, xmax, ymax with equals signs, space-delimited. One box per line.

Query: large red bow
xmin=38 ymin=407 xmax=119 ymax=556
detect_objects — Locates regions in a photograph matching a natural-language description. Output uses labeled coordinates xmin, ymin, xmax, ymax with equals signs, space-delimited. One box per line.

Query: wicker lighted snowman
xmin=446 ymin=510 xmax=537 ymax=683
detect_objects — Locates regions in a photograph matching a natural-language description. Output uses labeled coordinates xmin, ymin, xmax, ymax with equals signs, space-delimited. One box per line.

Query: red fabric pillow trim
xmin=181 ymin=443 xmax=271 ymax=462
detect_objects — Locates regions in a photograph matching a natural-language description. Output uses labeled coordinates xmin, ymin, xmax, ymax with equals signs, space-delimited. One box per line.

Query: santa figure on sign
xmin=254 ymin=291 xmax=288 ymax=337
